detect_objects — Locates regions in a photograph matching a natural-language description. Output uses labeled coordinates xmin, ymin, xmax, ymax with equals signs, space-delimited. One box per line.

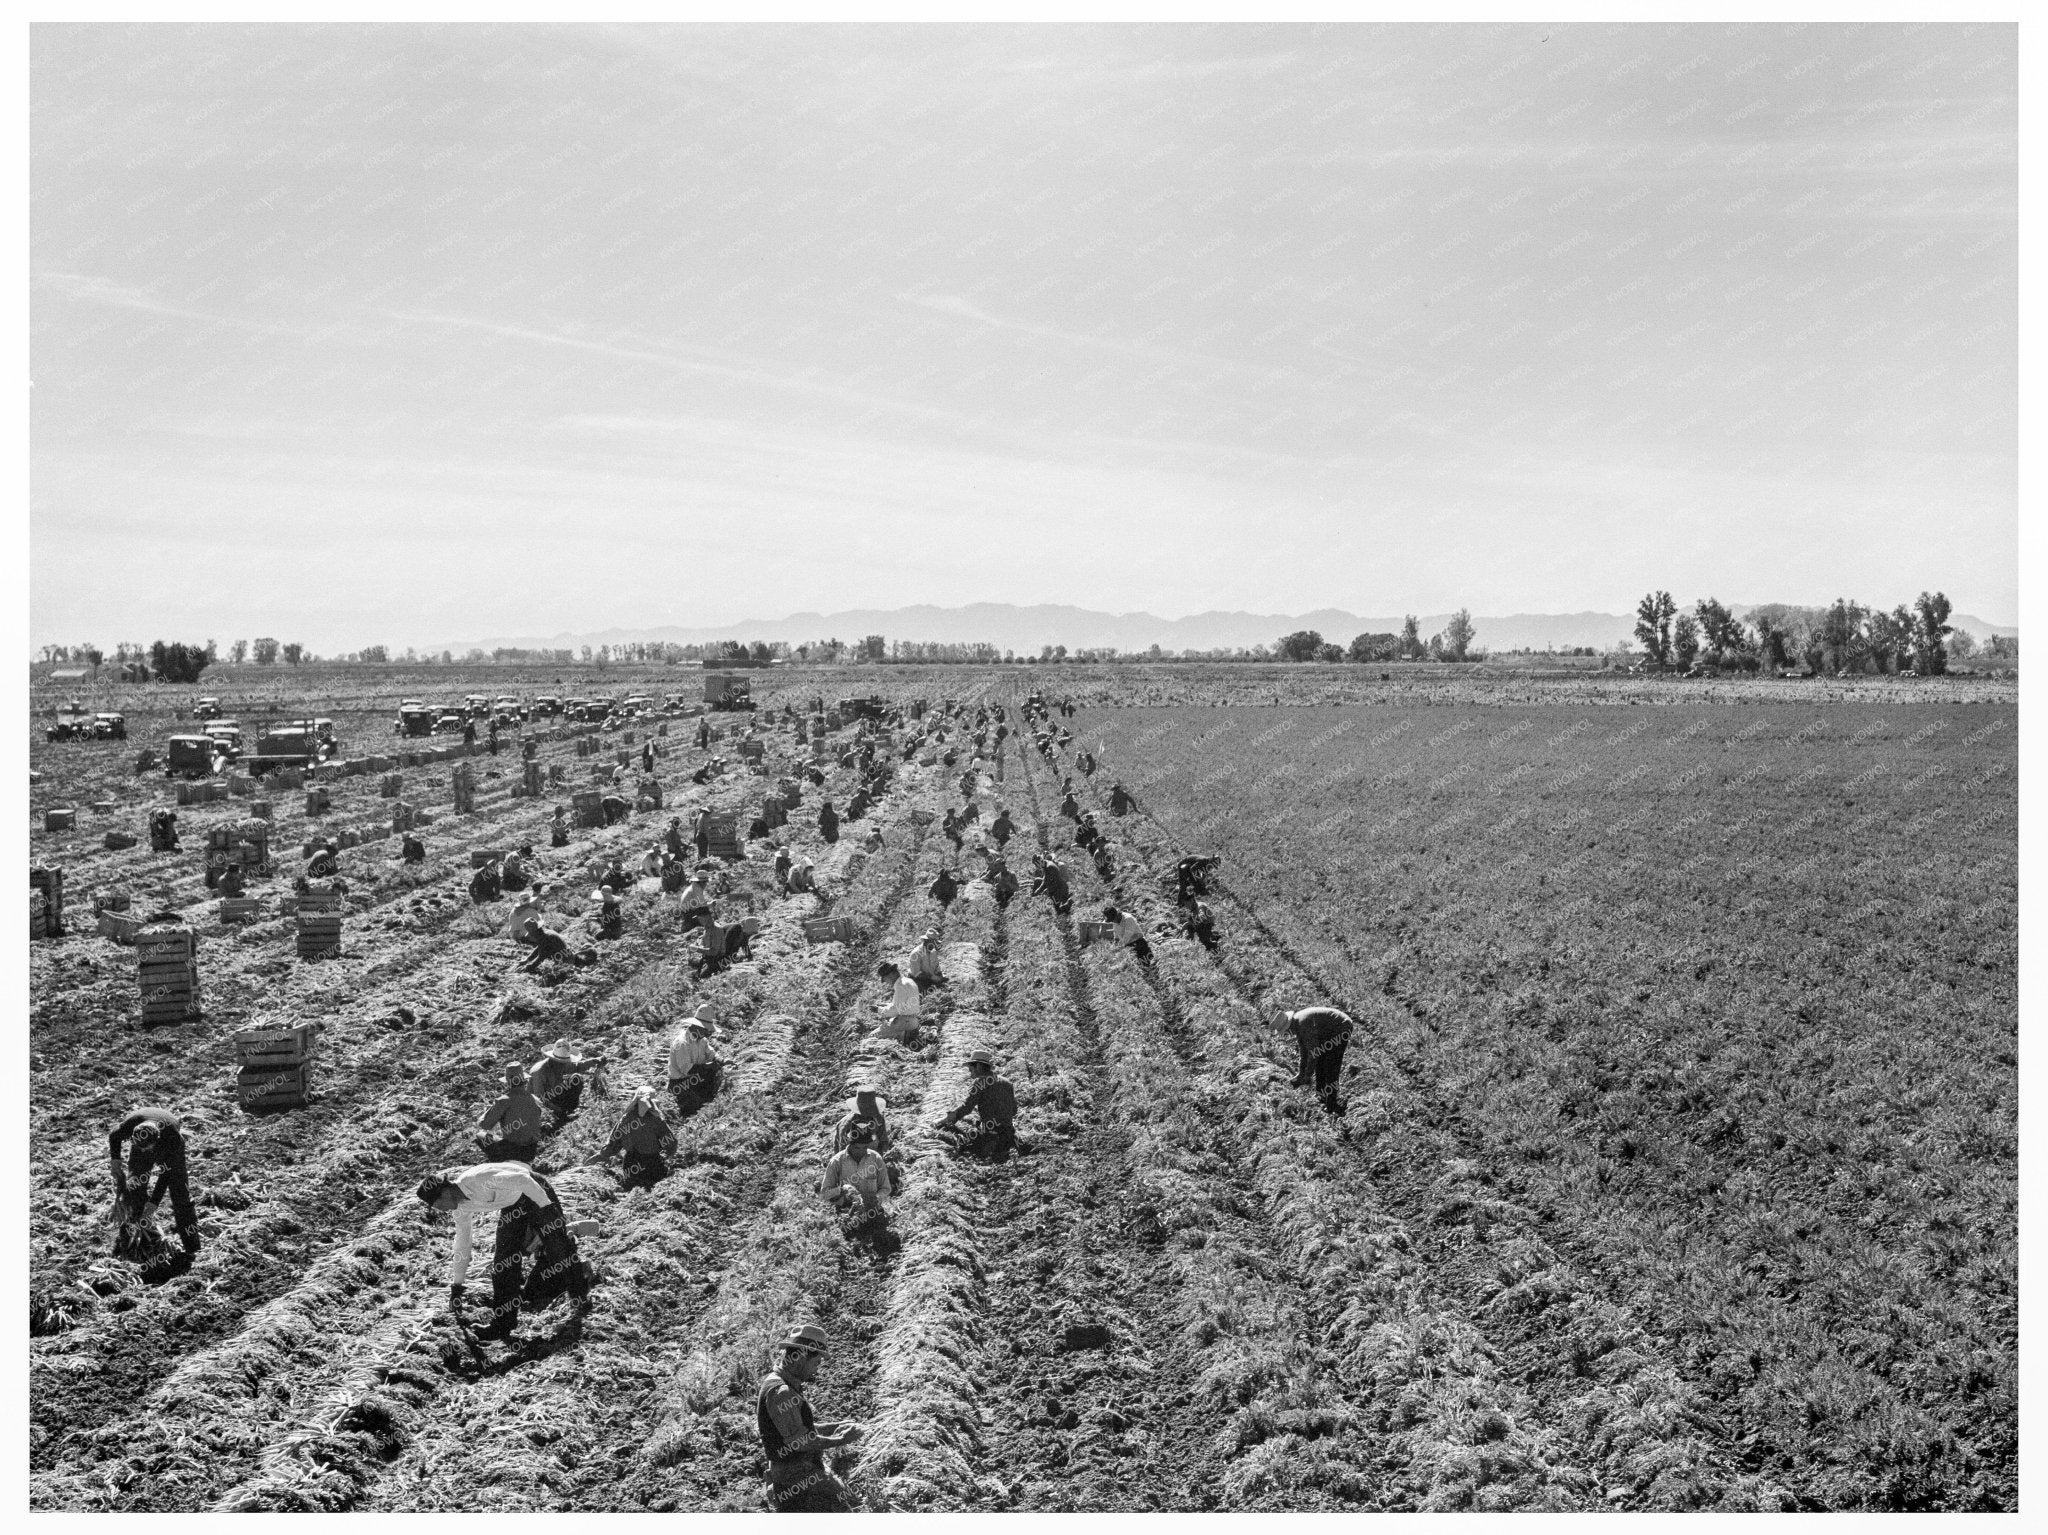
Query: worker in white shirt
xmin=1101 ymin=903 xmax=1154 ymax=965
xmin=904 ymin=929 xmax=947 ymax=990
xmin=872 ymin=961 xmax=921 ymax=1045
xmin=667 ymin=1012 xmax=725 ymax=1114
xmin=678 ymin=866 xmax=716 ymax=936
xmin=819 ymin=1121 xmax=894 ymax=1222
xmin=415 ymin=1162 xmax=597 ymax=1340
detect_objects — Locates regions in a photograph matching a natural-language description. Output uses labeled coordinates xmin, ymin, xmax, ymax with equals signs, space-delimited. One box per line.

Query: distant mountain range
xmin=437 ymin=603 xmax=2015 ymax=658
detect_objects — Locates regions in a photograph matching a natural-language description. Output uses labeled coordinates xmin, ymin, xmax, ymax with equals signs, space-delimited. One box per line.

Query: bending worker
xmin=936 ymin=1049 xmax=1017 ymax=1159
xmin=1272 ymin=1002 xmax=1355 ymax=1116
xmin=758 ymin=1324 xmax=863 ymax=1512
xmin=416 ymin=1161 xmax=597 ymax=1341
xmin=108 ymin=1106 xmax=201 ymax=1272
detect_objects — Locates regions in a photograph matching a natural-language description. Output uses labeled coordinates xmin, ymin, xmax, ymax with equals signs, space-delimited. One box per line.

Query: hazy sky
xmin=30 ymin=23 xmax=2016 ymax=652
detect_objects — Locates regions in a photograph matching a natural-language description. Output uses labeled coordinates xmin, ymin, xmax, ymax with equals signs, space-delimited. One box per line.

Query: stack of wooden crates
xmin=296 ymin=885 xmax=344 ymax=959
xmin=136 ymin=924 xmax=200 ymax=1025
xmin=573 ymin=789 xmax=605 ymax=829
xmin=30 ymin=865 xmax=63 ymax=939
xmin=703 ymin=812 xmax=744 ymax=860
xmin=204 ymin=823 xmax=270 ymax=889
xmin=235 ymin=1021 xmax=316 ymax=1111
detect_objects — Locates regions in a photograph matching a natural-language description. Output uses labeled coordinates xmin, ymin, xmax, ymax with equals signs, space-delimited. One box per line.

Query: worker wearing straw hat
xmin=937 ymin=1049 xmax=1018 ymax=1160
xmin=527 ymin=1038 xmax=603 ymax=1128
xmin=905 ymin=929 xmax=948 ymax=990
xmin=758 ymin=1323 xmax=862 ymax=1511
xmin=598 ymin=1085 xmax=677 ymax=1189
xmin=476 ymin=1063 xmax=545 ymax=1164
xmin=666 ymin=1010 xmax=724 ymax=1115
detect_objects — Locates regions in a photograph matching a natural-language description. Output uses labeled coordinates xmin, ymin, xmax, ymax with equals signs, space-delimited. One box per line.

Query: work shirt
xmin=758 ymin=1370 xmax=824 ymax=1482
xmin=640 ymin=850 xmax=662 ymax=878
xmin=787 ymin=866 xmax=817 ymax=893
xmin=445 ymin=1163 xmax=555 ymax=1284
xmin=603 ymin=1104 xmax=676 ymax=1161
xmin=947 ymin=1074 xmax=1017 ymax=1128
xmin=821 ymin=1147 xmax=892 ymax=1205
xmin=1111 ymin=914 xmax=1145 ymax=949
xmin=110 ymin=1107 xmax=188 ymax=1199
xmin=679 ymin=877 xmax=712 ymax=912
xmin=528 ymin=1056 xmax=593 ymax=1112
xmin=883 ymin=976 xmax=920 ymax=1019
xmin=1287 ymin=1008 xmax=1354 ymax=1074
xmin=667 ymin=1029 xmax=719 ymax=1080
xmin=906 ymin=944 xmax=946 ymax=984
xmin=834 ymin=1104 xmax=893 ymax=1153
xmin=479 ymin=1088 xmax=547 ymax=1145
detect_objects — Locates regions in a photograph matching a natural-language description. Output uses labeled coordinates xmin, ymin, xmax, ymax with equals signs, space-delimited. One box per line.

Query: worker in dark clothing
xmin=1175 ymin=855 xmax=1221 ymax=905
xmin=518 ymin=921 xmax=596 ymax=974
xmin=819 ymin=800 xmax=839 ymax=844
xmin=1075 ymin=815 xmax=1102 ymax=854
xmin=550 ymin=807 xmax=570 ymax=848
xmin=402 ymin=833 xmax=428 ymax=864
xmin=1031 ymin=855 xmax=1072 ymax=916
xmin=941 ymin=808 xmax=964 ymax=852
xmin=989 ymin=808 xmax=1014 ymax=849
xmin=469 ymin=860 xmax=503 ymax=904
xmin=845 ymin=787 xmax=870 ymax=822
xmin=216 ymin=861 xmax=245 ymax=899
xmin=598 ymin=1087 xmax=678 ymax=1189
xmin=642 ymin=742 xmax=655 ymax=774
xmin=773 ymin=844 xmax=793 ymax=892
xmin=1179 ymin=893 xmax=1220 ymax=952
xmin=149 ymin=809 xmax=180 ymax=852
xmin=108 ymin=1107 xmax=200 ymax=1272
xmin=937 ymin=1050 xmax=1017 ymax=1159
xmin=598 ymin=857 xmax=632 ymax=893
xmin=664 ymin=816 xmax=686 ymax=860
xmin=758 ymin=1324 xmax=862 ymax=1511
xmin=462 ymin=718 xmax=477 ymax=748
xmin=601 ymin=794 xmax=631 ymax=826
xmin=500 ymin=847 xmax=531 ymax=893
xmin=693 ymin=809 xmax=712 ymax=860
xmin=1076 ymin=749 xmax=1096 ymax=777
xmin=696 ymin=717 xmax=712 ymax=749
xmin=1273 ymin=1004 xmax=1354 ymax=1115
xmin=694 ymin=917 xmax=756 ymax=978
xmin=1109 ymin=782 xmax=1136 ymax=816
xmin=987 ymin=857 xmax=1020 ymax=911
xmin=592 ymin=886 xmax=624 ymax=940
xmin=476 ymin=1063 xmax=546 ymax=1163
xmin=528 ymin=1039 xmax=602 ymax=1127
xmin=1059 ymin=786 xmax=1081 ymax=821
xmin=487 ymin=720 xmax=500 ymax=755
xmin=928 ymin=867 xmax=960 ymax=909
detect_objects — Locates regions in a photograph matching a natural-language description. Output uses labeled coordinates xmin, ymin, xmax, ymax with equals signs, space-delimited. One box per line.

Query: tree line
xmin=1631 ymin=591 xmax=2013 ymax=675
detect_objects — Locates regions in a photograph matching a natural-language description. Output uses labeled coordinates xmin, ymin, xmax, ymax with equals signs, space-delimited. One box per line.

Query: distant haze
xmin=432 ymin=602 xmax=2017 ymax=659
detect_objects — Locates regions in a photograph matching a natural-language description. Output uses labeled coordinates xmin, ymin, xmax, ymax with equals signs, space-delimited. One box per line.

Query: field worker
xmin=550 ymin=807 xmax=570 ymax=848
xmin=1273 ymin=1003 xmax=1354 ymax=1115
xmin=958 ymin=767 xmax=977 ymax=798
xmin=599 ymin=1086 xmax=678 ymax=1188
xmin=937 ymin=1049 xmax=1018 ymax=1160
xmin=476 ymin=1064 xmax=547 ymax=1163
xmin=694 ymin=916 xmax=757 ymax=979
xmin=773 ymin=844 xmax=793 ymax=892
xmin=678 ymin=865 xmax=716 ymax=934
xmin=416 ymin=1162 xmax=596 ymax=1342
xmin=1075 ymin=814 xmax=1102 ymax=853
xmin=987 ymin=857 xmax=1020 ymax=911
xmin=640 ymin=845 xmax=663 ymax=880
xmin=862 ymin=823 xmax=885 ymax=854
xmin=941 ymin=807 xmax=964 ymax=851
xmin=1077 ymin=749 xmax=1097 ymax=777
xmin=642 ymin=741 xmax=656 ymax=773
xmin=820 ymin=1122 xmax=895 ymax=1221
xmin=500 ymin=847 xmax=532 ymax=892
xmin=786 ymin=857 xmax=818 ymax=896
xmin=518 ymin=920 xmax=597 ymax=974
xmin=1091 ymin=841 xmax=1117 ymax=882
xmin=906 ymin=929 xmax=948 ymax=989
xmin=601 ymin=793 xmax=631 ymax=827
xmin=1109 ymin=783 xmax=1136 ymax=816
xmin=108 ymin=1107 xmax=199 ymax=1272
xmin=598 ymin=856 xmax=632 ymax=893
xmin=664 ymin=816 xmax=686 ymax=860
xmin=695 ymin=716 xmax=712 ymax=749
xmin=487 ymin=718 xmax=500 ymax=755
xmin=1175 ymin=855 xmax=1221 ymax=905
xmin=1059 ymin=785 xmax=1081 ymax=822
xmin=149 ymin=808 xmax=180 ymax=852
xmin=989 ymin=808 xmax=1015 ymax=849
xmin=667 ymin=1012 xmax=725 ymax=1113
xmin=304 ymin=843 xmax=341 ymax=882
xmin=469 ymin=858 xmax=503 ymax=905
xmin=818 ymin=800 xmax=839 ymax=844
xmin=927 ymin=866 xmax=960 ymax=910
xmin=462 ymin=718 xmax=477 ymax=748
xmin=758 ymin=1324 xmax=862 ymax=1512
xmin=690 ymin=808 xmax=711 ymax=860
xmin=872 ymin=961 xmax=921 ymax=1045
xmin=1179 ymin=892 xmax=1220 ymax=952
xmin=216 ymin=861 xmax=246 ymax=899
xmin=1102 ymin=904 xmax=1154 ymax=965
xmin=592 ymin=886 xmax=624 ymax=941
xmin=528 ymin=1038 xmax=602 ymax=1126
xmin=1031 ymin=854 xmax=1072 ymax=917
xmin=833 ymin=1089 xmax=893 ymax=1155
xmin=845 ymin=786 xmax=871 ymax=822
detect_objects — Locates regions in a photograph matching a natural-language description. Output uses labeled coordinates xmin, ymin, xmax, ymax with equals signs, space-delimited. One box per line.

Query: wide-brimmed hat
xmin=781 ymin=1323 xmax=829 ymax=1355
xmin=967 ymin=1048 xmax=995 ymax=1069
xmin=547 ymin=1039 xmax=576 ymax=1060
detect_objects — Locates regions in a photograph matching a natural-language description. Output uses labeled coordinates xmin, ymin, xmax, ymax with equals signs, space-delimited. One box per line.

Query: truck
xmin=532 ymin=696 xmax=561 ymax=718
xmin=194 ymin=696 xmax=225 ymax=720
xmin=201 ymin=721 xmax=243 ymax=760
xmin=836 ymin=696 xmax=889 ymax=721
xmin=45 ymin=703 xmax=93 ymax=742
xmin=165 ymin=734 xmax=223 ymax=778
xmin=705 ymin=673 xmax=756 ymax=711
xmin=465 ymin=694 xmax=491 ymax=719
xmin=493 ymin=697 xmax=523 ymax=725
xmin=91 ymin=712 xmax=129 ymax=741
xmin=243 ymin=720 xmax=338 ymax=777
xmin=396 ymin=705 xmax=437 ymax=738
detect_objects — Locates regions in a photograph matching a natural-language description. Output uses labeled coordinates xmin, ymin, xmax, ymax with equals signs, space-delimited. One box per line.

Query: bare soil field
xmin=26 ymin=665 xmax=2016 ymax=1511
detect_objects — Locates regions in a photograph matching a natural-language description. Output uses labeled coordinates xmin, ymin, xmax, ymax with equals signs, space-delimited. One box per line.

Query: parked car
xmin=91 ymin=712 xmax=128 ymax=741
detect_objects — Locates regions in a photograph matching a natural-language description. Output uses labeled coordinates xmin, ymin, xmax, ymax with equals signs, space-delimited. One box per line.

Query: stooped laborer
xmin=469 ymin=857 xmax=503 ymax=904
xmin=818 ymin=800 xmax=839 ymax=844
xmin=500 ymin=846 xmax=532 ymax=892
xmin=1179 ymin=892 xmax=1220 ymax=951
xmin=833 ymin=1088 xmax=894 ymax=1155
xmin=927 ymin=866 xmax=960 ymax=909
xmin=678 ymin=865 xmax=716 ymax=935
xmin=667 ymin=1011 xmax=724 ymax=1114
xmin=416 ymin=1162 xmax=598 ymax=1341
xmin=591 ymin=885 xmax=624 ymax=941
xmin=477 ymin=1063 xmax=547 ymax=1163
xmin=550 ymin=806 xmax=570 ymax=847
xmin=872 ymin=961 xmax=921 ymax=1045
xmin=107 ymin=1106 xmax=200 ymax=1275
xmin=598 ymin=1086 xmax=678 ymax=1189
xmin=758 ymin=1323 xmax=863 ymax=1511
xmin=786 ymin=857 xmax=817 ymax=896
xmin=402 ymin=833 xmax=428 ymax=864
xmin=1101 ymin=903 xmax=1153 ymax=964
xmin=1109 ymin=782 xmax=1136 ymax=816
xmin=216 ymin=861 xmax=245 ymax=898
xmin=937 ymin=1048 xmax=1018 ymax=1160
xmin=1175 ymin=854 xmax=1221 ymax=905
xmin=1273 ymin=1003 xmax=1354 ymax=1115
xmin=772 ymin=844 xmax=793 ymax=892
xmin=989 ymin=807 xmax=1015 ymax=848
xmin=1030 ymin=854 xmax=1072 ymax=917
xmin=986 ymin=856 xmax=1020 ymax=911
xmin=527 ymin=1038 xmax=602 ymax=1127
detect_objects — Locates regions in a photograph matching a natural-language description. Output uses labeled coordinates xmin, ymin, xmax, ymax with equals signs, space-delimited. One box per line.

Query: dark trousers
xmin=1127 ymin=937 xmax=1154 ymax=965
xmin=1189 ymin=919 xmax=1219 ymax=952
xmin=488 ymin=1173 xmax=585 ymax=1336
xmin=135 ymin=1167 xmax=201 ymax=1255
xmin=1302 ymin=1034 xmax=1350 ymax=1112
xmin=957 ymin=1120 xmax=1015 ymax=1161
xmin=620 ymin=1151 xmax=668 ymax=1189
xmin=543 ymin=1081 xmax=586 ymax=1126
xmin=479 ymin=1138 xmax=539 ymax=1165
xmin=672 ymin=1061 xmax=724 ymax=1115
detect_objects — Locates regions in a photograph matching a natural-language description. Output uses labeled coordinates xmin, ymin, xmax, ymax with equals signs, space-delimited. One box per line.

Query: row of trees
xmin=1631 ymin=591 xmax=2010 ymax=675
xmin=1276 ymin=611 xmax=1480 ymax=664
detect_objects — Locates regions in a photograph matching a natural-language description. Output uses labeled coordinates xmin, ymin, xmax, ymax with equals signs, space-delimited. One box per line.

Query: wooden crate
xmin=295 ymin=917 xmax=343 ymax=959
xmin=910 ymin=808 xmax=935 ymax=827
xmin=236 ymin=1059 xmax=311 ymax=1110
xmin=44 ymin=809 xmax=77 ymax=831
xmin=30 ymin=890 xmax=50 ymax=941
xmin=218 ymin=897 xmax=263 ymax=924
xmin=1075 ymin=920 xmax=1110 ymax=945
xmin=96 ymin=911 xmax=143 ymax=944
xmin=470 ymin=850 xmax=503 ymax=869
xmin=89 ymin=799 xmax=115 ymax=815
xmin=803 ymin=916 xmax=855 ymax=945
xmin=249 ymin=800 xmax=274 ymax=820
xmin=572 ymin=790 xmax=605 ymax=829
xmin=738 ymin=740 xmax=765 ymax=760
xmin=702 ymin=813 xmax=744 ymax=860
xmin=103 ymin=830 xmax=138 ymax=851
xmin=297 ymin=885 xmax=344 ymax=913
xmin=233 ymin=1021 xmax=318 ymax=1069
xmin=136 ymin=927 xmax=196 ymax=960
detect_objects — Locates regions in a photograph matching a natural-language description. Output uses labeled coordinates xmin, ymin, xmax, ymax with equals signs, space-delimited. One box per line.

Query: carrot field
xmin=27 ymin=664 xmax=2018 ymax=1511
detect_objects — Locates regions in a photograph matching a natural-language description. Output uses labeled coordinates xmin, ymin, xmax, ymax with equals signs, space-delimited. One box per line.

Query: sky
xmin=29 ymin=22 xmax=2017 ymax=654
